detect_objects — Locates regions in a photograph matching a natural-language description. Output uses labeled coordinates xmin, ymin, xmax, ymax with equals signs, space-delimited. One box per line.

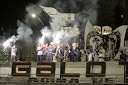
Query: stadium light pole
xmin=31 ymin=14 xmax=45 ymax=27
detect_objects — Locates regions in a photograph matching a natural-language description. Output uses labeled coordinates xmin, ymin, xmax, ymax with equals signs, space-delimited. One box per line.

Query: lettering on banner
xmin=86 ymin=62 xmax=106 ymax=77
xmin=60 ymin=62 xmax=80 ymax=78
xmin=11 ymin=62 xmax=31 ymax=77
xmin=36 ymin=62 xmax=56 ymax=77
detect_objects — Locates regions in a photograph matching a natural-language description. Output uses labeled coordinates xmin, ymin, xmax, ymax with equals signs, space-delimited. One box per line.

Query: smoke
xmin=39 ymin=26 xmax=70 ymax=45
xmin=39 ymin=26 xmax=52 ymax=44
xmin=24 ymin=0 xmax=99 ymax=33
xmin=17 ymin=20 xmax=33 ymax=42
xmin=52 ymin=30 xmax=70 ymax=45
xmin=24 ymin=0 xmax=123 ymax=35
xmin=44 ymin=0 xmax=98 ymax=30
xmin=3 ymin=35 xmax=17 ymax=48
xmin=3 ymin=0 xmax=122 ymax=49
xmin=25 ymin=4 xmax=43 ymax=26
xmin=3 ymin=20 xmax=33 ymax=48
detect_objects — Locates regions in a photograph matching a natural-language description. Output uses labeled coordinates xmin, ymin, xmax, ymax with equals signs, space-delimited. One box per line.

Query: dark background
xmin=0 ymin=0 xmax=127 ymax=36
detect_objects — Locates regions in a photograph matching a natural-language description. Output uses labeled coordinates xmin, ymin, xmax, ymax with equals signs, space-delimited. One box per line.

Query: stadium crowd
xmin=9 ymin=37 xmax=125 ymax=62
xmin=35 ymin=38 xmax=117 ymax=62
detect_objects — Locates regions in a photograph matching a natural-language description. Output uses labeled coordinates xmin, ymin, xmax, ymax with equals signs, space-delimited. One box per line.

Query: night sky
xmin=0 ymin=0 xmax=124 ymax=35
xmin=0 ymin=0 xmax=38 ymax=35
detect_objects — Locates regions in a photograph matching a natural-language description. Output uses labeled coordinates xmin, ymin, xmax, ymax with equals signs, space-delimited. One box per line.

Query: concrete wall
xmin=0 ymin=61 xmax=126 ymax=84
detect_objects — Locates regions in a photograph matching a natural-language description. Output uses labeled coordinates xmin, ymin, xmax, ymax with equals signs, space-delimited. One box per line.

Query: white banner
xmin=84 ymin=21 xmax=96 ymax=50
xmin=84 ymin=21 xmax=128 ymax=59
xmin=113 ymin=25 xmax=128 ymax=59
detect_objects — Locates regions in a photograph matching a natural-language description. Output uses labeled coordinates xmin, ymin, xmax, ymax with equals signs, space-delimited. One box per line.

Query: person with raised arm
xmin=36 ymin=43 xmax=43 ymax=61
xmin=10 ymin=45 xmax=17 ymax=62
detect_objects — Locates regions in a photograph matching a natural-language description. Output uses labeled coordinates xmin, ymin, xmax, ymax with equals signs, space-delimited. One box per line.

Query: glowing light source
xmin=3 ymin=41 xmax=10 ymax=48
xmin=32 ymin=14 xmax=36 ymax=18
xmin=39 ymin=37 xmax=44 ymax=45
xmin=54 ymin=38 xmax=60 ymax=44
xmin=53 ymin=32 xmax=62 ymax=44
xmin=121 ymin=15 xmax=123 ymax=18
xmin=3 ymin=38 xmax=13 ymax=48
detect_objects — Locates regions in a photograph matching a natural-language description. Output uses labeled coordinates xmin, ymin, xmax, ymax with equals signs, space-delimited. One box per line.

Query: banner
xmin=84 ymin=21 xmax=128 ymax=59
xmin=84 ymin=21 xmax=96 ymax=50
xmin=0 ymin=62 xmax=126 ymax=83
xmin=112 ymin=26 xmax=128 ymax=59
xmin=40 ymin=5 xmax=80 ymax=37
xmin=40 ymin=5 xmax=59 ymax=15
xmin=50 ymin=22 xmax=80 ymax=37
xmin=40 ymin=5 xmax=75 ymax=21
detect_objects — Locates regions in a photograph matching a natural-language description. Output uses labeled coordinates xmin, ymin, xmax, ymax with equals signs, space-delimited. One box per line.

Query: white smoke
xmin=39 ymin=26 xmax=52 ymax=44
xmin=25 ymin=4 xmax=42 ymax=26
xmin=25 ymin=0 xmax=99 ymax=32
xmin=39 ymin=26 xmax=70 ymax=45
xmin=3 ymin=35 xmax=17 ymax=48
xmin=17 ymin=20 xmax=33 ymax=42
xmin=3 ymin=21 xmax=33 ymax=48
xmin=53 ymin=30 xmax=69 ymax=44
xmin=22 ymin=0 xmax=99 ymax=45
xmin=51 ymin=0 xmax=98 ymax=29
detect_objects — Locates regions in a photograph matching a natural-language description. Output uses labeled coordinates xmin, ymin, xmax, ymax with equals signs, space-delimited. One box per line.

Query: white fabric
xmin=11 ymin=48 xmax=16 ymax=56
xmin=94 ymin=55 xmax=99 ymax=61
xmin=40 ymin=5 xmax=80 ymax=37
xmin=50 ymin=22 xmax=80 ymax=37
xmin=52 ymin=56 xmax=57 ymax=62
xmin=88 ymin=53 xmax=93 ymax=61
xmin=40 ymin=5 xmax=59 ymax=15
xmin=40 ymin=5 xmax=75 ymax=20
xmin=72 ymin=43 xmax=78 ymax=50
xmin=113 ymin=26 xmax=128 ymax=59
xmin=84 ymin=21 xmax=128 ymax=60
xmin=92 ymin=42 xmax=96 ymax=51
xmin=84 ymin=21 xmax=96 ymax=50
xmin=37 ymin=47 xmax=43 ymax=55
xmin=99 ymin=54 xmax=105 ymax=61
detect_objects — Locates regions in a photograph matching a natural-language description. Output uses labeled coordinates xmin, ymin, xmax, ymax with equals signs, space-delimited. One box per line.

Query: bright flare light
xmin=3 ymin=38 xmax=13 ymax=48
xmin=53 ymin=32 xmax=62 ymax=44
xmin=3 ymin=41 xmax=10 ymax=48
xmin=32 ymin=14 xmax=36 ymax=18
xmin=54 ymin=38 xmax=60 ymax=44
xmin=39 ymin=37 xmax=44 ymax=45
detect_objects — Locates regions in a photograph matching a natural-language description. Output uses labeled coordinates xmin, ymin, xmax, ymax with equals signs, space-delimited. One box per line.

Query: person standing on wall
xmin=10 ymin=45 xmax=17 ymax=62
xmin=46 ymin=44 xmax=54 ymax=62
xmin=44 ymin=43 xmax=48 ymax=61
xmin=36 ymin=43 xmax=43 ymax=61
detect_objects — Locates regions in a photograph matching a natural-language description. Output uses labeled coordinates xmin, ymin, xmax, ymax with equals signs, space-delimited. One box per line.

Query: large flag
xmin=50 ymin=21 xmax=80 ymax=37
xmin=40 ymin=5 xmax=80 ymax=37
xmin=112 ymin=25 xmax=128 ymax=59
xmin=84 ymin=21 xmax=96 ymax=50
xmin=84 ymin=21 xmax=128 ymax=59
xmin=40 ymin=5 xmax=75 ymax=21
xmin=63 ymin=27 xmax=80 ymax=37
xmin=40 ymin=5 xmax=59 ymax=15
xmin=60 ymin=13 xmax=75 ymax=21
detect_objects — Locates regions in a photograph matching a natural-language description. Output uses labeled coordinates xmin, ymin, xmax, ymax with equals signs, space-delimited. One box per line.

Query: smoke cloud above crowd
xmin=3 ymin=21 xmax=33 ymax=48
xmin=3 ymin=0 xmax=122 ymax=48
xmin=25 ymin=0 xmax=99 ymax=32
xmin=39 ymin=26 xmax=70 ymax=45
